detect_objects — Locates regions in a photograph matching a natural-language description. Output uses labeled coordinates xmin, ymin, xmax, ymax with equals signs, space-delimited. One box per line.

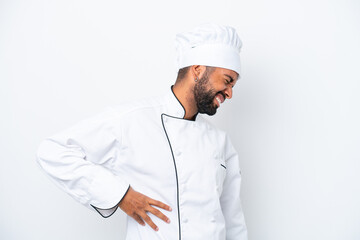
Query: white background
xmin=1 ymin=0 xmax=359 ymax=239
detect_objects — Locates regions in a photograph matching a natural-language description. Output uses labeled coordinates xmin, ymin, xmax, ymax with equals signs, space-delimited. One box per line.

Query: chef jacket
xmin=36 ymin=86 xmax=248 ymax=240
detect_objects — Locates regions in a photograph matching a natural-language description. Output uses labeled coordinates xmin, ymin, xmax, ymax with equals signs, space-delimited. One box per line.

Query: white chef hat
xmin=175 ymin=23 xmax=242 ymax=76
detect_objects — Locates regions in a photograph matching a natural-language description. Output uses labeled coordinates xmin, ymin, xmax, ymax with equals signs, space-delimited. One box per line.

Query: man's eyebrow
xmin=224 ymin=74 xmax=235 ymax=83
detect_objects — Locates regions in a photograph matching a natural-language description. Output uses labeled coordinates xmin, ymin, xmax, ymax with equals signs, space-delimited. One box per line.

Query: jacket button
xmin=175 ymin=150 xmax=182 ymax=156
xmin=183 ymin=218 xmax=188 ymax=223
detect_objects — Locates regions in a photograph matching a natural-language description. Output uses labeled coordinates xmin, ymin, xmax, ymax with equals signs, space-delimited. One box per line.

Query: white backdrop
xmin=1 ymin=0 xmax=359 ymax=239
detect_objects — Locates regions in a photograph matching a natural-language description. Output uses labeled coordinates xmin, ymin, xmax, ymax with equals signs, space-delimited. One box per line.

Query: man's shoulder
xmin=106 ymin=94 xmax=166 ymax=119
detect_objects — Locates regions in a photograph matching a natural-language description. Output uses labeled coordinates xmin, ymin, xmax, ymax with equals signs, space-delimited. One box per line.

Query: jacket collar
xmin=164 ymin=85 xmax=199 ymax=121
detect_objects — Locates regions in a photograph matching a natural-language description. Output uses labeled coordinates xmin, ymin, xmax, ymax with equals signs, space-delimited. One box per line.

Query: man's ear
xmin=190 ymin=65 xmax=207 ymax=80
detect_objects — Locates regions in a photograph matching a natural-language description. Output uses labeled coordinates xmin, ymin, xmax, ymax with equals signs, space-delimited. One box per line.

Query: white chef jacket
xmin=36 ymin=86 xmax=247 ymax=240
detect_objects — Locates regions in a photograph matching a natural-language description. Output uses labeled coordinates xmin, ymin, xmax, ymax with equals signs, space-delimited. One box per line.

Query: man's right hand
xmin=118 ymin=186 xmax=172 ymax=231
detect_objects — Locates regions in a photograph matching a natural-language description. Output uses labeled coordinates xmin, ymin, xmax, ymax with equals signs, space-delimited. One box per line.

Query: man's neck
xmin=172 ymin=84 xmax=198 ymax=120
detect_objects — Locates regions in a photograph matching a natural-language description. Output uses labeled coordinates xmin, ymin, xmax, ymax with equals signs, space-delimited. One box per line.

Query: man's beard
xmin=193 ymin=73 xmax=218 ymax=116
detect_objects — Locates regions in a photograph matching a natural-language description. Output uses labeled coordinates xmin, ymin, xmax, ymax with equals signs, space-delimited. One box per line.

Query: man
xmin=37 ymin=23 xmax=247 ymax=240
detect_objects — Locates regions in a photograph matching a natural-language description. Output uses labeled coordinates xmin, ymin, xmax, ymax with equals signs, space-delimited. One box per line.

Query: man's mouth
xmin=214 ymin=93 xmax=225 ymax=107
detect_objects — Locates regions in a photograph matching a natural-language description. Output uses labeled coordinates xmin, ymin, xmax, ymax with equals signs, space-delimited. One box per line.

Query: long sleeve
xmin=220 ymin=135 xmax=248 ymax=240
xmin=36 ymin=108 xmax=130 ymax=218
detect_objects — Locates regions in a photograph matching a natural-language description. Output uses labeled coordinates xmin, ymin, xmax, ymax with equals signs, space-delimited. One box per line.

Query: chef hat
xmin=175 ymin=23 xmax=242 ymax=76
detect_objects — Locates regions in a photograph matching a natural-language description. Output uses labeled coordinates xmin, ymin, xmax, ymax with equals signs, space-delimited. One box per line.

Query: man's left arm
xmin=220 ymin=135 xmax=248 ymax=240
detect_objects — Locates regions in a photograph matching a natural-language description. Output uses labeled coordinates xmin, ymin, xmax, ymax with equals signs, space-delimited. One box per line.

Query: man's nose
xmin=224 ymin=86 xmax=233 ymax=99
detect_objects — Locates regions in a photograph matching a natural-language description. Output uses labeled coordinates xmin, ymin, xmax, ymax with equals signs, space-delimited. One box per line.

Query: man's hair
xmin=176 ymin=66 xmax=215 ymax=83
xmin=176 ymin=66 xmax=191 ymax=82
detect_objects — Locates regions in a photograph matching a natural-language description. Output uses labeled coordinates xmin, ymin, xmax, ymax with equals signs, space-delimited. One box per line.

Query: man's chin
xmin=203 ymin=107 xmax=217 ymax=116
xmin=197 ymin=102 xmax=218 ymax=116
xmin=206 ymin=111 xmax=217 ymax=116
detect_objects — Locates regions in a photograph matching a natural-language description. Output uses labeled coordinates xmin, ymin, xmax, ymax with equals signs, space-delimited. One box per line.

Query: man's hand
xmin=118 ymin=186 xmax=172 ymax=231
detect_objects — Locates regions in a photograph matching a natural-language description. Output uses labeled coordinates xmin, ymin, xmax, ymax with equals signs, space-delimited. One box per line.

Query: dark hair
xmin=176 ymin=66 xmax=191 ymax=82
xmin=176 ymin=66 xmax=215 ymax=82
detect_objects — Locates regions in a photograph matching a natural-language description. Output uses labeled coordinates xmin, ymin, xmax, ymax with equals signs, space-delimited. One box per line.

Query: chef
xmin=37 ymin=23 xmax=248 ymax=240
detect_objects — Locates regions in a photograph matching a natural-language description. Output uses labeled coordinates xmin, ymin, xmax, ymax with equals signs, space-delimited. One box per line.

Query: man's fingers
xmin=139 ymin=212 xmax=159 ymax=231
xmin=147 ymin=206 xmax=171 ymax=223
xmin=148 ymin=199 xmax=172 ymax=211
xmin=132 ymin=213 xmax=145 ymax=226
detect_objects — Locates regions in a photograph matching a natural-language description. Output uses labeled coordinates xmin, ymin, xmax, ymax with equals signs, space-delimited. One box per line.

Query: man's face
xmin=193 ymin=67 xmax=238 ymax=116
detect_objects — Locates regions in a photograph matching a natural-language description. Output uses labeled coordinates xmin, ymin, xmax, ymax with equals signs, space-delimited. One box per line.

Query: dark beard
xmin=193 ymin=74 xmax=218 ymax=116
